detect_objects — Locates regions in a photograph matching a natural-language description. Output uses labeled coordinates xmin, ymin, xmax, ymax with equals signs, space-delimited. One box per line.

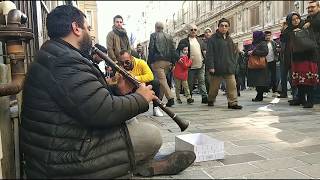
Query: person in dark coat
xmin=304 ymin=0 xmax=320 ymax=104
xmin=205 ymin=18 xmax=242 ymax=109
xmin=20 ymin=5 xmax=195 ymax=179
xmin=286 ymin=12 xmax=319 ymax=108
xmin=247 ymin=31 xmax=269 ymax=101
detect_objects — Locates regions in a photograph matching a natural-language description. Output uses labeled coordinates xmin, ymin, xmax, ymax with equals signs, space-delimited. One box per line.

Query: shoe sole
xmin=137 ymin=151 xmax=196 ymax=177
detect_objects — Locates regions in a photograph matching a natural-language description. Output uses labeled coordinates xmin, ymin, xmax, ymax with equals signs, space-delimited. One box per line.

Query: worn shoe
xmin=176 ymin=99 xmax=182 ymax=104
xmin=166 ymin=98 xmax=174 ymax=107
xmin=201 ymin=97 xmax=208 ymax=104
xmin=228 ymin=104 xmax=243 ymax=110
xmin=135 ymin=151 xmax=196 ymax=177
xmin=208 ymin=101 xmax=214 ymax=106
xmin=252 ymin=98 xmax=263 ymax=102
xmin=303 ymin=102 xmax=314 ymax=108
xmin=289 ymin=99 xmax=304 ymax=106
xmin=187 ymin=98 xmax=194 ymax=104
xmin=153 ymin=107 xmax=164 ymax=117
xmin=278 ymin=94 xmax=288 ymax=98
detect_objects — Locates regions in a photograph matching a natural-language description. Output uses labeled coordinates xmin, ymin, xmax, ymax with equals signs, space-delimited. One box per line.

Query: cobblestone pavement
xmin=134 ymin=89 xmax=320 ymax=179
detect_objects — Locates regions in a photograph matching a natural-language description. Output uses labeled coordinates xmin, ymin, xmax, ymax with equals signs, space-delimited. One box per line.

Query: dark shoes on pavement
xmin=207 ymin=101 xmax=214 ymax=106
xmin=228 ymin=104 xmax=243 ymax=110
xmin=277 ymin=94 xmax=288 ymax=98
xmin=303 ymin=102 xmax=314 ymax=108
xmin=176 ymin=99 xmax=182 ymax=104
xmin=187 ymin=98 xmax=194 ymax=104
xmin=201 ymin=97 xmax=208 ymax=104
xmin=252 ymin=98 xmax=263 ymax=102
xmin=166 ymin=98 xmax=175 ymax=107
xmin=135 ymin=151 xmax=196 ymax=177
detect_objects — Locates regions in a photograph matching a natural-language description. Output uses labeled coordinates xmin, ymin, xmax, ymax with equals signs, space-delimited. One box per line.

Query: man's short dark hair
xmin=119 ymin=49 xmax=130 ymax=56
xmin=46 ymin=5 xmax=86 ymax=39
xmin=264 ymin=31 xmax=272 ymax=35
xmin=218 ymin=18 xmax=230 ymax=27
xmin=308 ymin=0 xmax=320 ymax=7
xmin=113 ymin=15 xmax=123 ymax=23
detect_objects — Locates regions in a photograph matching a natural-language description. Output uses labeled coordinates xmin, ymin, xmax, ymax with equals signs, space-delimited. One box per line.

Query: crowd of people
xmin=102 ymin=0 xmax=319 ymax=113
xmin=19 ymin=1 xmax=319 ymax=179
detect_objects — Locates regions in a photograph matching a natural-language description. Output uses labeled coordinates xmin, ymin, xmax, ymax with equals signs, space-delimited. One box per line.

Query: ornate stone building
xmin=172 ymin=1 xmax=311 ymax=49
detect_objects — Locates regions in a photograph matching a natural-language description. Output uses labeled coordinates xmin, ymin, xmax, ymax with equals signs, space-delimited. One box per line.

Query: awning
xmin=243 ymin=39 xmax=252 ymax=45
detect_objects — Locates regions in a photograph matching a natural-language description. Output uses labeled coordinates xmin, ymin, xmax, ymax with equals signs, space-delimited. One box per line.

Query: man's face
xmin=119 ymin=52 xmax=134 ymax=71
xmin=218 ymin=22 xmax=229 ymax=34
xmin=79 ymin=20 xmax=92 ymax=56
xmin=137 ymin=45 xmax=142 ymax=52
xmin=265 ymin=33 xmax=272 ymax=41
xmin=114 ymin=18 xmax=123 ymax=29
xmin=204 ymin=30 xmax=212 ymax=39
xmin=307 ymin=2 xmax=320 ymax=16
xmin=189 ymin=26 xmax=197 ymax=37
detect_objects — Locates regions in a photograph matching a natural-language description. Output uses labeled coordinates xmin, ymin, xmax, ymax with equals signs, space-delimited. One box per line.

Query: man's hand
xmin=116 ymin=74 xmax=135 ymax=95
xmin=136 ymin=84 xmax=158 ymax=103
xmin=303 ymin=22 xmax=311 ymax=29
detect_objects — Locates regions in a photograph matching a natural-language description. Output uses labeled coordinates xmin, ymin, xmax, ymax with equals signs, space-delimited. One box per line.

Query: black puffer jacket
xmin=20 ymin=39 xmax=149 ymax=178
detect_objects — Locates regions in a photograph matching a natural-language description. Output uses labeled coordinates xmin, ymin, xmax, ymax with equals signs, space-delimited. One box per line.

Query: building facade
xmin=78 ymin=1 xmax=99 ymax=44
xmin=172 ymin=1 xmax=311 ymax=49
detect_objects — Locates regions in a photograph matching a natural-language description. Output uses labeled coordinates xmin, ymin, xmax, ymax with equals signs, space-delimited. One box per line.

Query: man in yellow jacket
xmin=118 ymin=50 xmax=164 ymax=117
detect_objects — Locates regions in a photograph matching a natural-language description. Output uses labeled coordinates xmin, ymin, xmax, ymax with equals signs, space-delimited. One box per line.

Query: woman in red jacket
xmin=173 ymin=46 xmax=194 ymax=104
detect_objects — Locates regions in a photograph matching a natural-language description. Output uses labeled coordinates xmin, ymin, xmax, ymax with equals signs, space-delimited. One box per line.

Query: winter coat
xmin=173 ymin=55 xmax=192 ymax=80
xmin=107 ymin=26 xmax=131 ymax=62
xmin=148 ymin=31 xmax=178 ymax=64
xmin=306 ymin=12 xmax=320 ymax=61
xmin=205 ymin=31 xmax=237 ymax=75
xmin=247 ymin=40 xmax=269 ymax=87
xmin=20 ymin=39 xmax=149 ymax=179
xmin=129 ymin=57 xmax=154 ymax=83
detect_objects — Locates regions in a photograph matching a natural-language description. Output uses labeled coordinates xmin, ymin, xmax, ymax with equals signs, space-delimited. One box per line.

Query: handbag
xmin=248 ymin=55 xmax=267 ymax=69
xmin=292 ymin=29 xmax=318 ymax=53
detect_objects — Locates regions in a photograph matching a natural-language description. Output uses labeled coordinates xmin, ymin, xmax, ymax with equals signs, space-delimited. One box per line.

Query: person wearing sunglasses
xmin=176 ymin=24 xmax=208 ymax=104
xmin=205 ymin=18 xmax=243 ymax=109
xmin=118 ymin=50 xmax=164 ymax=117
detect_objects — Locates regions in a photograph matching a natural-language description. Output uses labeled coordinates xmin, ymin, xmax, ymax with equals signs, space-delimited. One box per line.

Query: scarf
xmin=112 ymin=25 xmax=130 ymax=51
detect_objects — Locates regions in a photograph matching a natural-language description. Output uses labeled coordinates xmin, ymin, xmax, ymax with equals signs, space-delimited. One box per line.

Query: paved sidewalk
xmin=135 ymin=89 xmax=320 ymax=179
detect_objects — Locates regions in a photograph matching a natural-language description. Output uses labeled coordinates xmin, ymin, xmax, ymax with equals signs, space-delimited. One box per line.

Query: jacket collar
xmin=53 ymin=38 xmax=93 ymax=61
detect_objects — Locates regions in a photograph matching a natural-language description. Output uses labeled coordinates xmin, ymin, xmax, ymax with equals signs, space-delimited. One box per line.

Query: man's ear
xmin=71 ymin=22 xmax=82 ymax=37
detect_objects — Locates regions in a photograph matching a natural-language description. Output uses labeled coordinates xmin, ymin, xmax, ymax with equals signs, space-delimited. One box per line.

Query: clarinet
xmin=92 ymin=46 xmax=189 ymax=132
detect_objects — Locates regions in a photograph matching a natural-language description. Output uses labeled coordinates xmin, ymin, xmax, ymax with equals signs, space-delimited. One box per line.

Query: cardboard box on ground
xmin=175 ymin=133 xmax=224 ymax=162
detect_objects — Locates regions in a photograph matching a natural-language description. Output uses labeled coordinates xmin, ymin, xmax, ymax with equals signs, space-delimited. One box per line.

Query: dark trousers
xmin=280 ymin=60 xmax=298 ymax=98
xmin=255 ymin=86 xmax=269 ymax=100
xmin=268 ymin=61 xmax=277 ymax=93
xmin=147 ymin=79 xmax=160 ymax=107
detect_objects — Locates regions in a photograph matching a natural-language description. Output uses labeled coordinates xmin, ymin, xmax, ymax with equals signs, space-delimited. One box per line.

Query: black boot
xmin=201 ymin=96 xmax=208 ymax=104
xmin=166 ymin=98 xmax=175 ymax=107
xmin=303 ymin=87 xmax=314 ymax=108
